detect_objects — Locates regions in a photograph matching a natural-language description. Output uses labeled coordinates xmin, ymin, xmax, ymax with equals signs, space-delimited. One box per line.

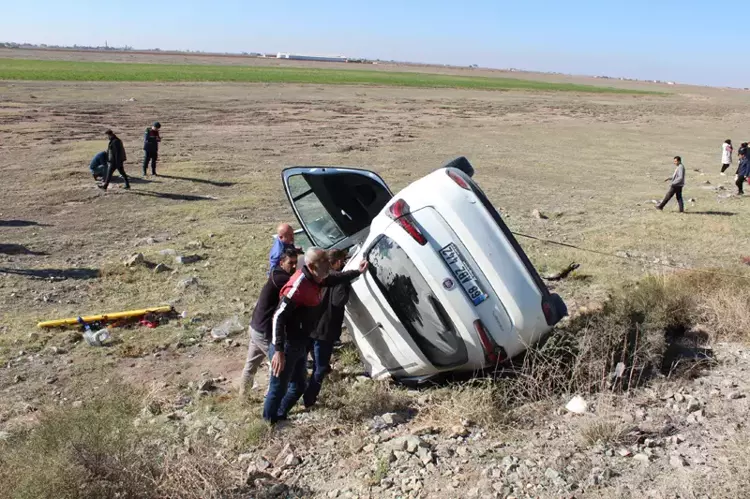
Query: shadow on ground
xmin=686 ymin=211 xmax=736 ymax=217
xmin=158 ymin=174 xmax=235 ymax=187
xmin=0 ymin=244 xmax=48 ymax=256
xmin=0 ymin=220 xmax=50 ymax=227
xmin=0 ymin=267 xmax=100 ymax=280
xmin=130 ymin=191 xmax=217 ymax=202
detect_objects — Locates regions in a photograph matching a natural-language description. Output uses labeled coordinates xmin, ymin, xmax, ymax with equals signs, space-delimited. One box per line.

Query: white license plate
xmin=439 ymin=243 xmax=487 ymax=306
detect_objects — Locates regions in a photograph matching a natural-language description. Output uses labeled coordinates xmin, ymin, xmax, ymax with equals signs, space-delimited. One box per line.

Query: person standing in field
xmin=98 ymin=129 xmax=130 ymax=190
xmin=656 ymin=156 xmax=685 ymax=213
xmin=142 ymin=122 xmax=161 ymax=176
xmin=238 ymin=248 xmax=299 ymax=398
xmin=303 ymin=249 xmax=357 ymax=409
xmin=721 ymin=139 xmax=733 ymax=175
xmin=736 ymin=151 xmax=750 ymax=195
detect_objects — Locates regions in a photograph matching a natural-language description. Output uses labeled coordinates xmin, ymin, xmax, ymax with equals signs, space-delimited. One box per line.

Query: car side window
xmin=288 ymin=175 xmax=346 ymax=248
xmin=367 ymin=236 xmax=468 ymax=368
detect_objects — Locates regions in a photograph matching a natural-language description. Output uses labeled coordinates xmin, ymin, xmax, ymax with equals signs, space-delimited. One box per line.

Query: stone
xmin=565 ymin=395 xmax=588 ymax=414
xmin=633 ymin=453 xmax=650 ymax=464
xmin=686 ymin=400 xmax=702 ymax=413
xmin=403 ymin=436 xmax=423 ymax=454
xmin=153 ymin=263 xmax=172 ymax=273
xmin=186 ymin=240 xmax=204 ymax=250
xmin=175 ymin=277 xmax=200 ymax=291
xmin=49 ymin=346 xmax=65 ymax=355
xmin=196 ymin=378 xmax=214 ymax=391
xmin=450 ymin=425 xmax=470 ymax=438
xmin=380 ymin=412 xmax=406 ymax=427
xmin=532 ymin=209 xmax=548 ymax=220
xmin=545 ymin=468 xmax=561 ymax=481
xmin=674 ymin=393 xmax=685 ymax=403
xmin=125 ymin=253 xmax=146 ymax=267
xmin=670 ymin=455 xmax=688 ymax=468
xmin=72 ymin=400 xmax=83 ymax=408
xmin=417 ymin=446 xmax=433 ymax=465
xmin=362 ymin=444 xmax=376 ymax=453
xmin=175 ymin=254 xmax=202 ymax=265
xmin=45 ymin=375 xmax=58 ymax=384
xmin=13 ymin=374 xmax=24 ymax=384
xmin=727 ymin=391 xmax=744 ymax=400
xmin=159 ymin=248 xmax=178 ymax=256
xmin=617 ymin=448 xmax=632 ymax=457
xmin=284 ymin=453 xmax=301 ymax=467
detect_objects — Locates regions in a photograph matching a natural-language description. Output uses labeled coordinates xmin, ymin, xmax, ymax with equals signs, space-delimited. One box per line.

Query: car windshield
xmin=367 ymin=236 xmax=467 ymax=368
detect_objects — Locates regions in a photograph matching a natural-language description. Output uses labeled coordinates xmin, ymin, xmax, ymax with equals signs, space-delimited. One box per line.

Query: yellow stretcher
xmin=37 ymin=305 xmax=173 ymax=328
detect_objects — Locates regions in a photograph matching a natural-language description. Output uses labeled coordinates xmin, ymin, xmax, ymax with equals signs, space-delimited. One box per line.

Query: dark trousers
xmin=737 ymin=176 xmax=746 ymax=194
xmin=303 ymin=339 xmax=335 ymax=408
xmin=143 ymin=150 xmax=158 ymax=175
xmin=263 ymin=340 xmax=308 ymax=422
xmin=722 ymin=163 xmax=731 ymax=173
xmin=102 ymin=161 xmax=130 ymax=189
xmin=658 ymin=185 xmax=683 ymax=212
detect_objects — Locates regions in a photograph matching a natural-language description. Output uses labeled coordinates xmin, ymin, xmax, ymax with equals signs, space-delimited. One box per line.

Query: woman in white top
xmin=721 ymin=139 xmax=733 ymax=174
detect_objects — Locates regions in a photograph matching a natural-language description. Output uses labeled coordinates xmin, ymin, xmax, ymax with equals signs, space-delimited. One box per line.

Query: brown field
xmin=2 ymin=50 xmax=750 ymax=498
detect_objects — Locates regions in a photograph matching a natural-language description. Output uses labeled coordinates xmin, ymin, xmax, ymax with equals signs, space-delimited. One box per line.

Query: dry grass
xmin=323 ymin=378 xmax=412 ymax=422
xmin=579 ymin=419 xmax=631 ymax=447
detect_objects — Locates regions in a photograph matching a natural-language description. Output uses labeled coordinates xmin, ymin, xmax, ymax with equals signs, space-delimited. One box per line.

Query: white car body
xmin=283 ymin=157 xmax=566 ymax=383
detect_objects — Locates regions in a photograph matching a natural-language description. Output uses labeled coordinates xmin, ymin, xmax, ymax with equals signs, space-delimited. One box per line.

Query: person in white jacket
xmin=721 ymin=139 xmax=733 ymax=175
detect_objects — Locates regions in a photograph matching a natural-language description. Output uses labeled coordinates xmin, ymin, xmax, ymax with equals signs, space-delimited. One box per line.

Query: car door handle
xmin=341 ymin=209 xmax=352 ymax=221
xmin=363 ymin=323 xmax=382 ymax=337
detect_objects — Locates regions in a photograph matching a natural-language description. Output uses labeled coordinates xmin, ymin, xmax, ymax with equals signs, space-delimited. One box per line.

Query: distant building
xmin=276 ymin=53 xmax=348 ymax=63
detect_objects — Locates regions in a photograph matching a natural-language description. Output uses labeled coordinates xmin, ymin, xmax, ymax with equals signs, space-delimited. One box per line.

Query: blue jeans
xmin=303 ymin=340 xmax=335 ymax=408
xmin=262 ymin=341 xmax=308 ymax=422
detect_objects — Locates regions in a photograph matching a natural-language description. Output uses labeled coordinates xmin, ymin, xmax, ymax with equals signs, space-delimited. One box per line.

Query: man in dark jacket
xmin=239 ymin=248 xmax=298 ymax=398
xmin=303 ymin=249 xmax=354 ymax=408
xmin=737 ymin=151 xmax=750 ymax=195
xmin=263 ymin=247 xmax=366 ymax=422
xmin=99 ymin=129 xmax=130 ymax=190
xmin=142 ymin=122 xmax=161 ymax=176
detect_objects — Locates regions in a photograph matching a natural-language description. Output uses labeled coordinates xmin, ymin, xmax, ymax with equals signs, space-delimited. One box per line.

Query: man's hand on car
xmin=271 ymin=351 xmax=285 ymax=376
xmin=358 ymin=260 xmax=369 ymax=273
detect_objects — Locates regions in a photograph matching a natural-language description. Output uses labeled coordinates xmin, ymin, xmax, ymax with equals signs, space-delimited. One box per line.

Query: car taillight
xmin=474 ymin=320 xmax=503 ymax=364
xmin=446 ymin=169 xmax=471 ymax=190
xmin=542 ymin=301 xmax=553 ymax=325
xmin=388 ymin=199 xmax=427 ymax=246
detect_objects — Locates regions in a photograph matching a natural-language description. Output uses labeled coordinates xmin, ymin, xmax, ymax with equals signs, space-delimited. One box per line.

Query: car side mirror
xmin=441 ymin=156 xmax=475 ymax=177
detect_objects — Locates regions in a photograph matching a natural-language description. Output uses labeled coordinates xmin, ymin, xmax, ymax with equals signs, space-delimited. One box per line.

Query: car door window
xmin=288 ymin=175 xmax=346 ymax=248
xmin=285 ymin=169 xmax=392 ymax=248
xmin=367 ymin=236 xmax=467 ymax=368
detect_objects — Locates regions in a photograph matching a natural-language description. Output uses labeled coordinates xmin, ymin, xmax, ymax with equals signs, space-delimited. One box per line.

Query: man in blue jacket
xmin=736 ymin=151 xmax=750 ymax=195
xmin=142 ymin=122 xmax=161 ymax=176
xmin=89 ymin=151 xmax=108 ymax=180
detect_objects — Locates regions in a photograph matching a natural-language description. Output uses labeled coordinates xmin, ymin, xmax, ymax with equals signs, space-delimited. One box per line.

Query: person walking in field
xmin=656 ymin=156 xmax=685 ymax=213
xmin=142 ymin=122 xmax=161 ymax=176
xmin=736 ymin=150 xmax=750 ymax=195
xmin=98 ymin=129 xmax=130 ymax=190
xmin=721 ymin=139 xmax=733 ymax=175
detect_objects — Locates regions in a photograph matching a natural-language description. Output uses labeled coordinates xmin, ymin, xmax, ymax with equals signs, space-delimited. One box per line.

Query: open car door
xmin=282 ymin=167 xmax=393 ymax=249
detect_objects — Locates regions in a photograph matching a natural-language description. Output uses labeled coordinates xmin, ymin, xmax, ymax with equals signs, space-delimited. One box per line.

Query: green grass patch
xmin=0 ymin=58 xmax=657 ymax=94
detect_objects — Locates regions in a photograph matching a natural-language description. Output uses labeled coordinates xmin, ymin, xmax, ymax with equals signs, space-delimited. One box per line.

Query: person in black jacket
xmin=99 ymin=129 xmax=130 ymax=190
xmin=303 ymin=249 xmax=356 ymax=408
xmin=239 ymin=248 xmax=298 ymax=398
xmin=142 ymin=122 xmax=161 ymax=176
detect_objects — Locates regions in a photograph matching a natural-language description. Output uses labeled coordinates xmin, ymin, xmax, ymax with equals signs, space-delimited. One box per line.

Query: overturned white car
xmin=283 ymin=157 xmax=566 ymax=383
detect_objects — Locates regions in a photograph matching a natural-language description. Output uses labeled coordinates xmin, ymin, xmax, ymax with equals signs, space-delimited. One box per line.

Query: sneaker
xmin=721 ymin=172 xmax=726 ymax=176
xmin=97 ymin=184 xmax=107 ymax=190
xmin=655 ymin=206 xmax=663 ymax=211
xmin=123 ymin=185 xmax=131 ymax=190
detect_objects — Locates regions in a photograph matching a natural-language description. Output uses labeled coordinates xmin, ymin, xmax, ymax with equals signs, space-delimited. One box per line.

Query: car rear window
xmin=368 ymin=236 xmax=468 ymax=368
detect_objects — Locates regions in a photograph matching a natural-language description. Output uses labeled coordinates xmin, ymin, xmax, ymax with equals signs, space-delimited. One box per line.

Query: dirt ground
xmin=3 ymin=56 xmax=750 ymax=498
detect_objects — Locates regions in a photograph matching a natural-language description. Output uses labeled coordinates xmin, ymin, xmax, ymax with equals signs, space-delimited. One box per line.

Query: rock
xmin=674 ymin=393 xmax=685 ymax=403
xmin=417 ymin=446 xmax=433 ymax=465
xmin=633 ymin=453 xmax=650 ymax=464
xmin=545 ymin=468 xmax=561 ymax=481
xmin=125 ymin=253 xmax=146 ymax=267
xmin=45 ymin=375 xmax=58 ymax=384
xmin=670 ymin=455 xmax=688 ymax=468
xmin=186 ymin=241 xmax=204 ymax=250
xmin=196 ymin=378 xmax=214 ymax=391
xmin=210 ymin=316 xmax=244 ymax=339
xmin=686 ymin=400 xmax=702 ymax=413
xmin=49 ymin=346 xmax=65 ymax=355
xmin=616 ymin=251 xmax=631 ymax=259
xmin=380 ymin=412 xmax=406 ymax=427
xmin=72 ymin=400 xmax=83 ymax=408
xmin=153 ymin=263 xmax=172 ymax=273
xmin=185 ymin=216 xmax=198 ymax=222
xmin=175 ymin=277 xmax=200 ymax=291
xmin=159 ymin=249 xmax=178 ymax=256
xmin=565 ymin=395 xmax=588 ymax=414
xmin=267 ymin=483 xmax=288 ymax=497
xmin=256 ymin=457 xmax=272 ymax=471
xmin=13 ymin=374 xmax=24 ymax=384
xmin=284 ymin=453 xmax=301 ymax=467
xmin=532 ymin=209 xmax=548 ymax=220
xmin=28 ymin=332 xmax=39 ymax=342
xmin=450 ymin=425 xmax=470 ymax=438
xmin=727 ymin=391 xmax=744 ymax=400
xmin=175 ymin=254 xmax=202 ymax=265
xmin=722 ymin=379 xmax=737 ymax=388
xmin=0 ymin=431 xmax=11 ymax=441
xmin=617 ymin=448 xmax=632 ymax=457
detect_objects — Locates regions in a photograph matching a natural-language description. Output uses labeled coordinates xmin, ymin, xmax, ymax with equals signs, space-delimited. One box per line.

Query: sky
xmin=0 ymin=1 xmax=741 ymax=87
